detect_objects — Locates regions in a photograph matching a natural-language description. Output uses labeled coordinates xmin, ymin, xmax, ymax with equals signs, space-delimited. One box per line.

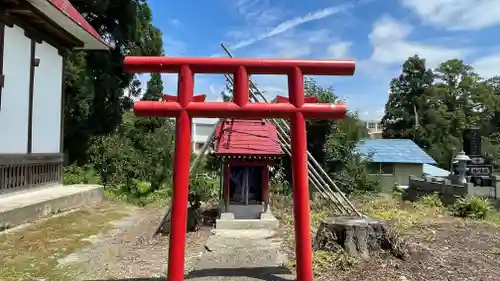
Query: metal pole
xmin=220 ymin=43 xmax=362 ymax=217
xmin=223 ymin=73 xmax=352 ymax=215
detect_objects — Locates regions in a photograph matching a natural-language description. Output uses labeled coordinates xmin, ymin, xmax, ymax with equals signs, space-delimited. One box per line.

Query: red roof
xmin=213 ymin=119 xmax=284 ymax=156
xmin=47 ymin=0 xmax=102 ymax=41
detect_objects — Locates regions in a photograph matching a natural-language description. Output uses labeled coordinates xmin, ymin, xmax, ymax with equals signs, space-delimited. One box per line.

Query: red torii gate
xmin=124 ymin=56 xmax=355 ymax=281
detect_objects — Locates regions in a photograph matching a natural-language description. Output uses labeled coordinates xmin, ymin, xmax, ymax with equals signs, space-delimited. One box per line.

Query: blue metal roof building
xmin=356 ymin=139 xmax=443 ymax=187
xmin=356 ymin=139 xmax=437 ymax=164
xmin=423 ymin=164 xmax=450 ymax=178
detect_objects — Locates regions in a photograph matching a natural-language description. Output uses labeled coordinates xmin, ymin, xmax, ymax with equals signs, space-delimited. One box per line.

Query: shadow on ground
xmin=84 ymin=279 xmax=163 ymax=281
xmin=185 ymin=266 xmax=293 ymax=280
xmin=85 ymin=266 xmax=293 ymax=281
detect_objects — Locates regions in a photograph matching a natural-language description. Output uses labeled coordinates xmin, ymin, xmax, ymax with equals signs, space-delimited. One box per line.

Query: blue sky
xmin=140 ymin=0 xmax=500 ymax=121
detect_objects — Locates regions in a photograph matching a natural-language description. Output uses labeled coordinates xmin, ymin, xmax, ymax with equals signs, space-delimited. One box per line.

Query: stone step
xmin=0 ymin=184 xmax=104 ymax=230
xmin=215 ymin=218 xmax=279 ymax=230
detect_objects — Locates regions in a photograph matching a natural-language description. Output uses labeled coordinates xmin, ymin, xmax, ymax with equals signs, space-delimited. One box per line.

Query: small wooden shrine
xmin=211 ymin=118 xmax=285 ymax=221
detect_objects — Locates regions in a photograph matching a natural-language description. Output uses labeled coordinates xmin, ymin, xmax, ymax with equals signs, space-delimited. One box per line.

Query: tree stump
xmin=313 ymin=216 xmax=408 ymax=259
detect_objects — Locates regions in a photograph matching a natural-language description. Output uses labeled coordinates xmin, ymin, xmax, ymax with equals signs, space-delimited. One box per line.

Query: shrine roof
xmin=27 ymin=0 xmax=109 ymax=50
xmin=213 ymin=119 xmax=284 ymax=157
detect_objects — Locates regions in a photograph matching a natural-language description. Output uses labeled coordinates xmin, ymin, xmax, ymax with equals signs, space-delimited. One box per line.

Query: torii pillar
xmin=124 ymin=56 xmax=355 ymax=281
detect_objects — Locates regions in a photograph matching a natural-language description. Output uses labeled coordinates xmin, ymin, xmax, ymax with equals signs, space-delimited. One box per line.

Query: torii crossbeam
xmin=124 ymin=56 xmax=355 ymax=281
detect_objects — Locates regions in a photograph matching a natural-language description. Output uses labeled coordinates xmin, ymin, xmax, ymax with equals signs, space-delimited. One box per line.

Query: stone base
xmin=216 ymin=211 xmax=279 ymax=230
xmin=260 ymin=211 xmax=277 ymax=221
xmin=313 ymin=216 xmax=409 ymax=259
xmin=219 ymin=212 xmax=235 ymax=220
xmin=0 ymin=184 xmax=104 ymax=231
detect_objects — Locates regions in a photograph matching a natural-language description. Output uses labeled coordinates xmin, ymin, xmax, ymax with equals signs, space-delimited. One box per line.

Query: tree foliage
xmin=63 ymin=0 xmax=163 ymax=164
xmin=382 ymin=55 xmax=500 ymax=170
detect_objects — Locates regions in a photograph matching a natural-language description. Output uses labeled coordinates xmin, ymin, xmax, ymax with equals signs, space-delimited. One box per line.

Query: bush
xmin=392 ymin=183 xmax=405 ymax=198
xmin=450 ymin=196 xmax=493 ymax=219
xmin=63 ymin=165 xmax=101 ymax=185
xmin=414 ymin=193 xmax=443 ymax=209
xmin=189 ymin=170 xmax=219 ymax=204
xmin=87 ymin=113 xmax=175 ymax=199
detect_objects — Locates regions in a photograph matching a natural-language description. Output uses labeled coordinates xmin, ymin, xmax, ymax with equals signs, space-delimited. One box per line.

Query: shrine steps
xmin=215 ymin=212 xmax=279 ymax=230
xmin=0 ymin=184 xmax=104 ymax=231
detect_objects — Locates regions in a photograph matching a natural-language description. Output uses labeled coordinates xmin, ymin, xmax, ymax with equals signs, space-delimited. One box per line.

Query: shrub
xmin=392 ymin=183 xmax=405 ymax=198
xmin=414 ymin=193 xmax=443 ymax=209
xmin=63 ymin=165 xmax=100 ymax=185
xmin=450 ymin=196 xmax=493 ymax=219
xmin=189 ymin=170 xmax=219 ymax=205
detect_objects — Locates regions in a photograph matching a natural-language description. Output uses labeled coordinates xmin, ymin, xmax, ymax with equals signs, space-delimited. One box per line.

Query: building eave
xmin=27 ymin=0 xmax=109 ymax=51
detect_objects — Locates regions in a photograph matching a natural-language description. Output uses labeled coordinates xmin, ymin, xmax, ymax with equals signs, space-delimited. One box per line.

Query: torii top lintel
xmin=124 ymin=56 xmax=355 ymax=120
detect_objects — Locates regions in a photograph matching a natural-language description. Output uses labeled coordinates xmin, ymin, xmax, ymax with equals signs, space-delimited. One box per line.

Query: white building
xmin=365 ymin=120 xmax=383 ymax=139
xmin=192 ymin=118 xmax=217 ymax=154
xmin=0 ymin=0 xmax=108 ymax=192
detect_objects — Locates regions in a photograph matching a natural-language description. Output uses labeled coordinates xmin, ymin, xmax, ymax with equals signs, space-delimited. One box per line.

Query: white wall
xmin=31 ymin=41 xmax=63 ymax=153
xmin=192 ymin=118 xmax=216 ymax=153
xmin=0 ymin=25 xmax=31 ymax=153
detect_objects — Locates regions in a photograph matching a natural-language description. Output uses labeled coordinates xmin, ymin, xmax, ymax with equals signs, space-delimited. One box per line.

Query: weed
xmin=490 ymin=247 xmax=500 ymax=255
xmin=362 ymin=196 xmax=445 ymax=234
xmin=450 ymin=196 xmax=493 ymax=220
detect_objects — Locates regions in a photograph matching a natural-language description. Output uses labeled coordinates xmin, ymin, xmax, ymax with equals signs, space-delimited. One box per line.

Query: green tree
xmin=304 ymin=78 xmax=342 ymax=165
xmin=64 ymin=0 xmax=164 ymax=164
xmin=382 ymin=55 xmax=435 ymax=147
xmin=142 ymin=73 xmax=164 ymax=101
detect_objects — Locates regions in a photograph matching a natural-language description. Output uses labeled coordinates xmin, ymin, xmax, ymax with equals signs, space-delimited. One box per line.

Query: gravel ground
xmin=63 ymin=206 xmax=295 ymax=281
xmin=61 ymin=205 xmax=211 ymax=280
xmin=186 ymin=229 xmax=295 ymax=281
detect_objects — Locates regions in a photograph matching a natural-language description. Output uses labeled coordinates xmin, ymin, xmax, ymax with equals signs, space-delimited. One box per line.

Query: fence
xmin=405 ymin=175 xmax=500 ymax=207
xmin=0 ymin=153 xmax=63 ymax=194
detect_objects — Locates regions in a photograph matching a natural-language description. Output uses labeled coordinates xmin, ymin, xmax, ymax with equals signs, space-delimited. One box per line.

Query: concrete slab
xmin=215 ymin=218 xmax=279 ymax=230
xmin=0 ymin=184 xmax=104 ymax=230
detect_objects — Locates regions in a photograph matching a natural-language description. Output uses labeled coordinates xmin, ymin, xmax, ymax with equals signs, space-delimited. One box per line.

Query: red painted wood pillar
xmin=261 ymin=165 xmax=269 ymax=212
xmin=223 ymin=163 xmax=231 ymax=212
xmin=289 ymin=66 xmax=313 ymax=281
xmin=167 ymin=65 xmax=193 ymax=281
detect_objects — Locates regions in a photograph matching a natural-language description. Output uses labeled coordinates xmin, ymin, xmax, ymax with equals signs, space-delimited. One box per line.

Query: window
xmin=380 ymin=163 xmax=394 ymax=175
xmin=367 ymin=163 xmax=395 ymax=175
xmin=368 ymin=122 xmax=376 ymax=129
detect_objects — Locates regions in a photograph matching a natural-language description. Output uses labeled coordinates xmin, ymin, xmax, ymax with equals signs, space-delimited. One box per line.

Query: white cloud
xmin=401 ymin=0 xmax=500 ymax=31
xmin=472 ymin=52 xmax=500 ymax=78
xmin=233 ymin=0 xmax=283 ymax=26
xmin=327 ymin=42 xmax=352 ymax=58
xmin=368 ymin=16 xmax=470 ymax=68
xmin=229 ymin=4 xmax=354 ymax=50
xmin=168 ymin=19 xmax=182 ymax=28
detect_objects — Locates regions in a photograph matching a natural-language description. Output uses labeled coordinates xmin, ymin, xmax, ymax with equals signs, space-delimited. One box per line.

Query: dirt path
xmin=0 ymin=201 xmax=211 ymax=281
xmin=73 ymin=205 xmax=211 ymax=280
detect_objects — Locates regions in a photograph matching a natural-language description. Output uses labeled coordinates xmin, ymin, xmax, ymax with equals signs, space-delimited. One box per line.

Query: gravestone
xmin=462 ymin=128 xmax=493 ymax=186
xmin=463 ymin=128 xmax=481 ymax=157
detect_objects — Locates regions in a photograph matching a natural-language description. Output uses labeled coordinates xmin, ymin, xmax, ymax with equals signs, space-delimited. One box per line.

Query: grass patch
xmin=0 ymin=204 xmax=129 ymax=281
xmin=288 ymin=250 xmax=358 ymax=277
xmin=360 ymin=194 xmax=446 ymax=234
